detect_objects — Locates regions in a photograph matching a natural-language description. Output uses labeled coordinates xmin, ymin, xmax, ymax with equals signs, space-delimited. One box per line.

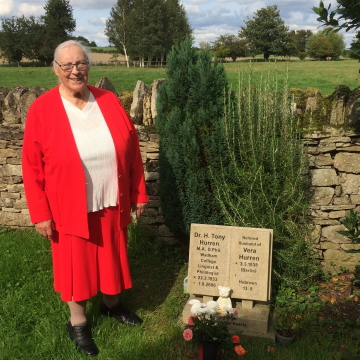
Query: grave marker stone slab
xmin=188 ymin=224 xmax=273 ymax=301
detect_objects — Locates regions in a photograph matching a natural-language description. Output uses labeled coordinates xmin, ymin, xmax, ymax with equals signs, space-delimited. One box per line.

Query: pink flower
xmin=188 ymin=315 xmax=197 ymax=326
xmin=183 ymin=328 xmax=193 ymax=341
xmin=232 ymin=335 xmax=240 ymax=344
xmin=234 ymin=345 xmax=246 ymax=356
xmin=233 ymin=308 xmax=238 ymax=315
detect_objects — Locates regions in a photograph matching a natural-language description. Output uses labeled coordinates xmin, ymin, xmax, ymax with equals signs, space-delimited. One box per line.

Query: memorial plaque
xmin=230 ymin=228 xmax=273 ymax=301
xmin=187 ymin=224 xmax=273 ymax=301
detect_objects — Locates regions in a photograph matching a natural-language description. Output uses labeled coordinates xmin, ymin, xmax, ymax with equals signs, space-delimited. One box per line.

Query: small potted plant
xmin=183 ymin=299 xmax=246 ymax=359
xmin=274 ymin=287 xmax=300 ymax=343
xmin=274 ymin=285 xmax=321 ymax=344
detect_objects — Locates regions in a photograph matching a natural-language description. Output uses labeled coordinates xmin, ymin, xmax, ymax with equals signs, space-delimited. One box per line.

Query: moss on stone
xmin=118 ymin=91 xmax=133 ymax=114
xmin=304 ymin=87 xmax=321 ymax=97
xmin=141 ymin=124 xmax=157 ymax=134
xmin=289 ymin=87 xmax=356 ymax=131
xmin=289 ymin=88 xmax=307 ymax=111
xmin=333 ymin=85 xmax=351 ymax=98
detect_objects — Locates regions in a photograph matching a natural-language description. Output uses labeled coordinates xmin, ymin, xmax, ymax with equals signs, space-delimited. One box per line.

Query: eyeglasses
xmin=54 ymin=60 xmax=89 ymax=72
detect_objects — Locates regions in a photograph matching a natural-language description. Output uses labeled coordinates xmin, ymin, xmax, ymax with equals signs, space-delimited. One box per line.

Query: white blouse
xmin=62 ymin=92 xmax=118 ymax=213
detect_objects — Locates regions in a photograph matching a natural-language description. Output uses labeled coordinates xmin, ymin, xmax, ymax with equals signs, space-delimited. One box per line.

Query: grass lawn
xmin=223 ymin=59 xmax=360 ymax=95
xmin=1 ymin=226 xmax=360 ymax=359
xmin=0 ymin=59 xmax=359 ymax=96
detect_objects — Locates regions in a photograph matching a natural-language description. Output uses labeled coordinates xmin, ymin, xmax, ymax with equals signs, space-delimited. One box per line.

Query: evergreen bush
xmin=156 ymin=37 xmax=228 ymax=238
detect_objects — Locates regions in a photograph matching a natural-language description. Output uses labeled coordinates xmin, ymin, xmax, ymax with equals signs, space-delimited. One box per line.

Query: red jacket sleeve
xmin=22 ymin=102 xmax=53 ymax=224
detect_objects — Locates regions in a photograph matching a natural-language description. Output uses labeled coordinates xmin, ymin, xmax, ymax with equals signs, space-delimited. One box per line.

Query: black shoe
xmin=100 ymin=301 xmax=143 ymax=326
xmin=66 ymin=321 xmax=99 ymax=356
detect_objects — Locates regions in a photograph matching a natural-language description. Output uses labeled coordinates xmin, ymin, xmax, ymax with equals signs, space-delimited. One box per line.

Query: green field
xmin=0 ymin=59 xmax=359 ymax=95
xmin=225 ymin=59 xmax=360 ymax=94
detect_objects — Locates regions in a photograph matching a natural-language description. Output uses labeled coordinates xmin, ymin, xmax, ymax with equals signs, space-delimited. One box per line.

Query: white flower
xmin=190 ymin=303 xmax=202 ymax=315
xmin=189 ymin=299 xmax=207 ymax=315
xmin=223 ymin=306 xmax=234 ymax=314
xmin=188 ymin=299 xmax=201 ymax=305
xmin=208 ymin=308 xmax=218 ymax=316
xmin=206 ymin=301 xmax=219 ymax=310
xmin=197 ymin=307 xmax=208 ymax=314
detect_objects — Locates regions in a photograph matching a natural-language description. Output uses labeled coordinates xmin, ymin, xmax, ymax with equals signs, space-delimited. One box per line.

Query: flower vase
xmin=199 ymin=341 xmax=220 ymax=360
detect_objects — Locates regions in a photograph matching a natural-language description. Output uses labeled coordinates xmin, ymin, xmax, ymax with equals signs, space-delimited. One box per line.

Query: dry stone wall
xmin=306 ymin=127 xmax=360 ymax=273
xmin=1 ymin=79 xmax=360 ymax=270
xmin=0 ymin=86 xmax=48 ymax=228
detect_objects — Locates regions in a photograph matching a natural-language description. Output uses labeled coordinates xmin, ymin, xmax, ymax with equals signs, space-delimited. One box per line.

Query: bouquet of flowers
xmin=183 ymin=299 xmax=246 ymax=358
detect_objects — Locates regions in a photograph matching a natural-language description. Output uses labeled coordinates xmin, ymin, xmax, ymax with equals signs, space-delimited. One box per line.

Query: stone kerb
xmin=0 ymin=80 xmax=174 ymax=243
xmin=306 ymin=127 xmax=360 ymax=273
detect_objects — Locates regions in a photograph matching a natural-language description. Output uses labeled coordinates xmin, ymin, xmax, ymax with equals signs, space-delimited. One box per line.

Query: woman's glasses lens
xmin=62 ymin=63 xmax=88 ymax=71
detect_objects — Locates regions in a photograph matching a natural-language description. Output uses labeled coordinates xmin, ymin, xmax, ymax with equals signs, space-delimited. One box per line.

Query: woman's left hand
xmin=131 ymin=203 xmax=147 ymax=220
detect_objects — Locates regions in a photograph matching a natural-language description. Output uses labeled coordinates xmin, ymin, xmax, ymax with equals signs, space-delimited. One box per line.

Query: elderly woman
xmin=22 ymin=40 xmax=148 ymax=356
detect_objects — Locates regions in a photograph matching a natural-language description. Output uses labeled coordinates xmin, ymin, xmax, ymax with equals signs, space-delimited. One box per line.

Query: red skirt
xmin=51 ymin=206 xmax=132 ymax=302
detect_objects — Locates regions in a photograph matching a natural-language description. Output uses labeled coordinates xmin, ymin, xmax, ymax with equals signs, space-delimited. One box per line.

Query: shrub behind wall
xmin=210 ymin=69 xmax=319 ymax=285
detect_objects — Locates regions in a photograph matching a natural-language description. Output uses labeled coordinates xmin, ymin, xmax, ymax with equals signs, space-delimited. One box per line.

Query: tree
xmin=313 ymin=0 xmax=360 ymax=56
xmin=313 ymin=0 xmax=360 ymax=32
xmin=239 ymin=5 xmax=292 ymax=60
xmin=198 ymin=41 xmax=211 ymax=51
xmin=307 ymin=30 xmax=345 ymax=60
xmin=38 ymin=0 xmax=76 ymax=64
xmin=212 ymin=34 xmax=248 ymax=62
xmin=348 ymin=32 xmax=360 ymax=59
xmin=156 ymin=37 xmax=228 ymax=237
xmin=22 ymin=16 xmax=46 ymax=63
xmin=129 ymin=0 xmax=165 ymax=66
xmin=213 ymin=45 xmax=230 ymax=62
xmin=0 ymin=16 xmax=27 ymax=64
xmin=70 ymin=36 xmax=97 ymax=47
xmin=307 ymin=37 xmax=334 ymax=60
xmin=105 ymin=0 xmax=191 ymax=66
xmin=0 ymin=15 xmax=44 ymax=64
xmin=162 ymin=0 xmax=192 ymax=60
xmin=289 ymin=29 xmax=313 ymax=55
xmin=0 ymin=0 xmax=75 ymax=65
xmin=105 ymin=0 xmax=133 ymax=68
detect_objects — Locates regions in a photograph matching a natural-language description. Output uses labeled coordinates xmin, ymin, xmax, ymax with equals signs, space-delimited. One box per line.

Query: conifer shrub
xmin=156 ymin=37 xmax=228 ymax=238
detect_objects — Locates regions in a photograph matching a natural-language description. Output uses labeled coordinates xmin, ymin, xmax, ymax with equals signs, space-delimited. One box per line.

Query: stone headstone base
xmin=182 ymin=294 xmax=275 ymax=340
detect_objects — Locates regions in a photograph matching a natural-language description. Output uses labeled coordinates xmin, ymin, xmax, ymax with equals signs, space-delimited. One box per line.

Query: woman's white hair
xmin=53 ymin=40 xmax=92 ymax=68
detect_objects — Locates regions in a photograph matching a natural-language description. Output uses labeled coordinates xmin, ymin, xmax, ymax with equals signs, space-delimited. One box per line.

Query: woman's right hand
xmin=35 ymin=219 xmax=55 ymax=240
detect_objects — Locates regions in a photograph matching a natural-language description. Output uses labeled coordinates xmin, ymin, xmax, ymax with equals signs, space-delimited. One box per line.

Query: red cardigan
xmin=22 ymin=85 xmax=148 ymax=239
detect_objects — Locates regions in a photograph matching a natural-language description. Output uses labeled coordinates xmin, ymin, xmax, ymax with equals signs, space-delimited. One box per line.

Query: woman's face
xmin=54 ymin=45 xmax=89 ymax=95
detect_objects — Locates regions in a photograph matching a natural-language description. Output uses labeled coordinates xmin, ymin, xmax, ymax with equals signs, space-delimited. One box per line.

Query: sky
xmin=0 ymin=0 xmax=356 ymax=48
